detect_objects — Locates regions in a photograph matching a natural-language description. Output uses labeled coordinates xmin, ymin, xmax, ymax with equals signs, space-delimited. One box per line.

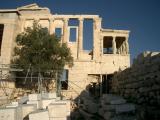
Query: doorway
xmin=102 ymin=74 xmax=113 ymax=94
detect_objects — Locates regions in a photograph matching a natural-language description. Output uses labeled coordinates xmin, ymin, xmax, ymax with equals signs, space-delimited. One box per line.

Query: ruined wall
xmin=112 ymin=51 xmax=160 ymax=106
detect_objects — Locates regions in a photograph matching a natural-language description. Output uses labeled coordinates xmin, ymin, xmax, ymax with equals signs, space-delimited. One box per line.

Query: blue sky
xmin=0 ymin=0 xmax=160 ymax=61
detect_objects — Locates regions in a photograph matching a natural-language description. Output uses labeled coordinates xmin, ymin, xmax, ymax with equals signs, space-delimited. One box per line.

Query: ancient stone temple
xmin=0 ymin=3 xmax=130 ymax=98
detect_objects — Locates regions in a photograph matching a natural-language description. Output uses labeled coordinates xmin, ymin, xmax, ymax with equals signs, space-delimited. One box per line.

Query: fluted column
xmin=112 ymin=37 xmax=117 ymax=54
xmin=63 ymin=18 xmax=69 ymax=43
xmin=77 ymin=18 xmax=84 ymax=59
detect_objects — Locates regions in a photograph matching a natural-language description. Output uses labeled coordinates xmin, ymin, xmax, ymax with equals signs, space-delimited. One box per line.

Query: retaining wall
xmin=112 ymin=51 xmax=160 ymax=106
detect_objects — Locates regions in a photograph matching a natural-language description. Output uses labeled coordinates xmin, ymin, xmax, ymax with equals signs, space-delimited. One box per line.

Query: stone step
xmin=101 ymin=94 xmax=126 ymax=105
xmin=79 ymin=108 xmax=94 ymax=120
xmin=115 ymin=104 xmax=135 ymax=114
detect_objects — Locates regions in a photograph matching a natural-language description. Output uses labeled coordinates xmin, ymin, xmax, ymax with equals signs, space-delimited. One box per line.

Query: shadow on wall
xmin=70 ymin=84 xmax=102 ymax=120
xmin=71 ymin=64 xmax=160 ymax=120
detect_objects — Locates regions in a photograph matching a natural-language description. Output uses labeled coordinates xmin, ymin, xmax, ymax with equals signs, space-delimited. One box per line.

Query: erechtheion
xmin=0 ymin=3 xmax=130 ymax=99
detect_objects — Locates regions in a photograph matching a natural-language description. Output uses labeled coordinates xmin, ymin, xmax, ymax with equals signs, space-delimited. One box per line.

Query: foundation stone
xmin=29 ymin=110 xmax=49 ymax=120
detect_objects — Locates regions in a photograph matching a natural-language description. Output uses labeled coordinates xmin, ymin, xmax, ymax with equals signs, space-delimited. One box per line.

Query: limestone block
xmin=151 ymin=56 xmax=160 ymax=64
xmin=103 ymin=111 xmax=114 ymax=120
xmin=150 ymin=52 xmax=160 ymax=57
xmin=83 ymin=99 xmax=98 ymax=114
xmin=0 ymin=107 xmax=22 ymax=120
xmin=21 ymin=104 xmax=37 ymax=119
xmin=6 ymin=105 xmax=18 ymax=108
xmin=42 ymin=93 xmax=56 ymax=99
xmin=102 ymin=105 xmax=116 ymax=111
xmin=29 ymin=110 xmax=49 ymax=120
xmin=29 ymin=94 xmax=41 ymax=101
xmin=139 ymin=87 xmax=150 ymax=93
xmin=111 ymin=115 xmax=136 ymax=120
xmin=50 ymin=118 xmax=66 ymax=120
xmin=80 ymin=91 xmax=91 ymax=101
xmin=56 ymin=96 xmax=61 ymax=100
xmin=102 ymin=94 xmax=126 ymax=105
xmin=41 ymin=99 xmax=56 ymax=109
xmin=136 ymin=51 xmax=151 ymax=63
xmin=98 ymin=108 xmax=105 ymax=117
xmin=55 ymin=100 xmax=71 ymax=115
xmin=152 ymin=85 xmax=160 ymax=91
xmin=115 ymin=104 xmax=135 ymax=114
xmin=48 ymin=103 xmax=67 ymax=118
xmin=12 ymin=102 xmax=19 ymax=106
xmin=18 ymin=96 xmax=28 ymax=104
xmin=6 ymin=102 xmax=19 ymax=108
xmin=79 ymin=108 xmax=93 ymax=120
xmin=110 ymin=99 xmax=126 ymax=105
xmin=27 ymin=100 xmax=41 ymax=109
xmin=16 ymin=106 xmax=23 ymax=120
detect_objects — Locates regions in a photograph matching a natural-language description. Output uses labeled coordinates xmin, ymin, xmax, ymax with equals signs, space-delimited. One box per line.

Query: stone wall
xmin=72 ymin=91 xmax=136 ymax=120
xmin=112 ymin=51 xmax=160 ymax=119
xmin=112 ymin=51 xmax=160 ymax=105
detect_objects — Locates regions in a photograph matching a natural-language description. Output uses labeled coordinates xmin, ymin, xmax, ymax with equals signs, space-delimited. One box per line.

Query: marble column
xmin=125 ymin=37 xmax=129 ymax=54
xmin=93 ymin=18 xmax=102 ymax=60
xmin=122 ymin=42 xmax=126 ymax=54
xmin=77 ymin=18 xmax=84 ymax=59
xmin=49 ymin=18 xmax=54 ymax=34
xmin=34 ymin=18 xmax=40 ymax=23
xmin=20 ymin=17 xmax=25 ymax=32
xmin=120 ymin=46 xmax=123 ymax=54
xmin=63 ymin=18 xmax=69 ymax=43
xmin=112 ymin=37 xmax=117 ymax=54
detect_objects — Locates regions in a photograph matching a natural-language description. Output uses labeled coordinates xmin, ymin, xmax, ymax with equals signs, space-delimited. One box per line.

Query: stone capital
xmin=20 ymin=17 xmax=26 ymax=21
xmin=34 ymin=18 xmax=40 ymax=22
xmin=63 ymin=18 xmax=69 ymax=22
xmin=125 ymin=36 xmax=129 ymax=41
xmin=112 ymin=36 xmax=116 ymax=39
xmin=49 ymin=18 xmax=54 ymax=22
xmin=78 ymin=17 xmax=84 ymax=22
xmin=94 ymin=17 xmax=102 ymax=22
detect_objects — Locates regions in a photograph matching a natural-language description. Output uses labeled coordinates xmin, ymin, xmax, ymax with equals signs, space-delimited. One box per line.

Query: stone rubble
xmin=78 ymin=92 xmax=136 ymax=120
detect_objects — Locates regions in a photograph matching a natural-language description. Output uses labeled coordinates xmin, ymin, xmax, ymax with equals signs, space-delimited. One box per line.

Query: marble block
xmin=29 ymin=110 xmax=49 ymax=120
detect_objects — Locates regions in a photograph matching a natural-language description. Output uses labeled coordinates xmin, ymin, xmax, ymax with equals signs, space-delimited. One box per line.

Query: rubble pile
xmin=78 ymin=92 xmax=136 ymax=120
xmin=99 ymin=94 xmax=136 ymax=120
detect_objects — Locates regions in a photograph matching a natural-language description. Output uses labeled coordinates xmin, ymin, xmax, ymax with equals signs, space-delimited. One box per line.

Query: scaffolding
xmin=0 ymin=63 xmax=89 ymax=104
xmin=0 ymin=64 xmax=60 ymax=99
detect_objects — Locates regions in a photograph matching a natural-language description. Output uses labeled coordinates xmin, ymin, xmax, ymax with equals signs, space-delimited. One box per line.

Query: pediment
xmin=17 ymin=3 xmax=40 ymax=9
xmin=16 ymin=3 xmax=51 ymax=14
